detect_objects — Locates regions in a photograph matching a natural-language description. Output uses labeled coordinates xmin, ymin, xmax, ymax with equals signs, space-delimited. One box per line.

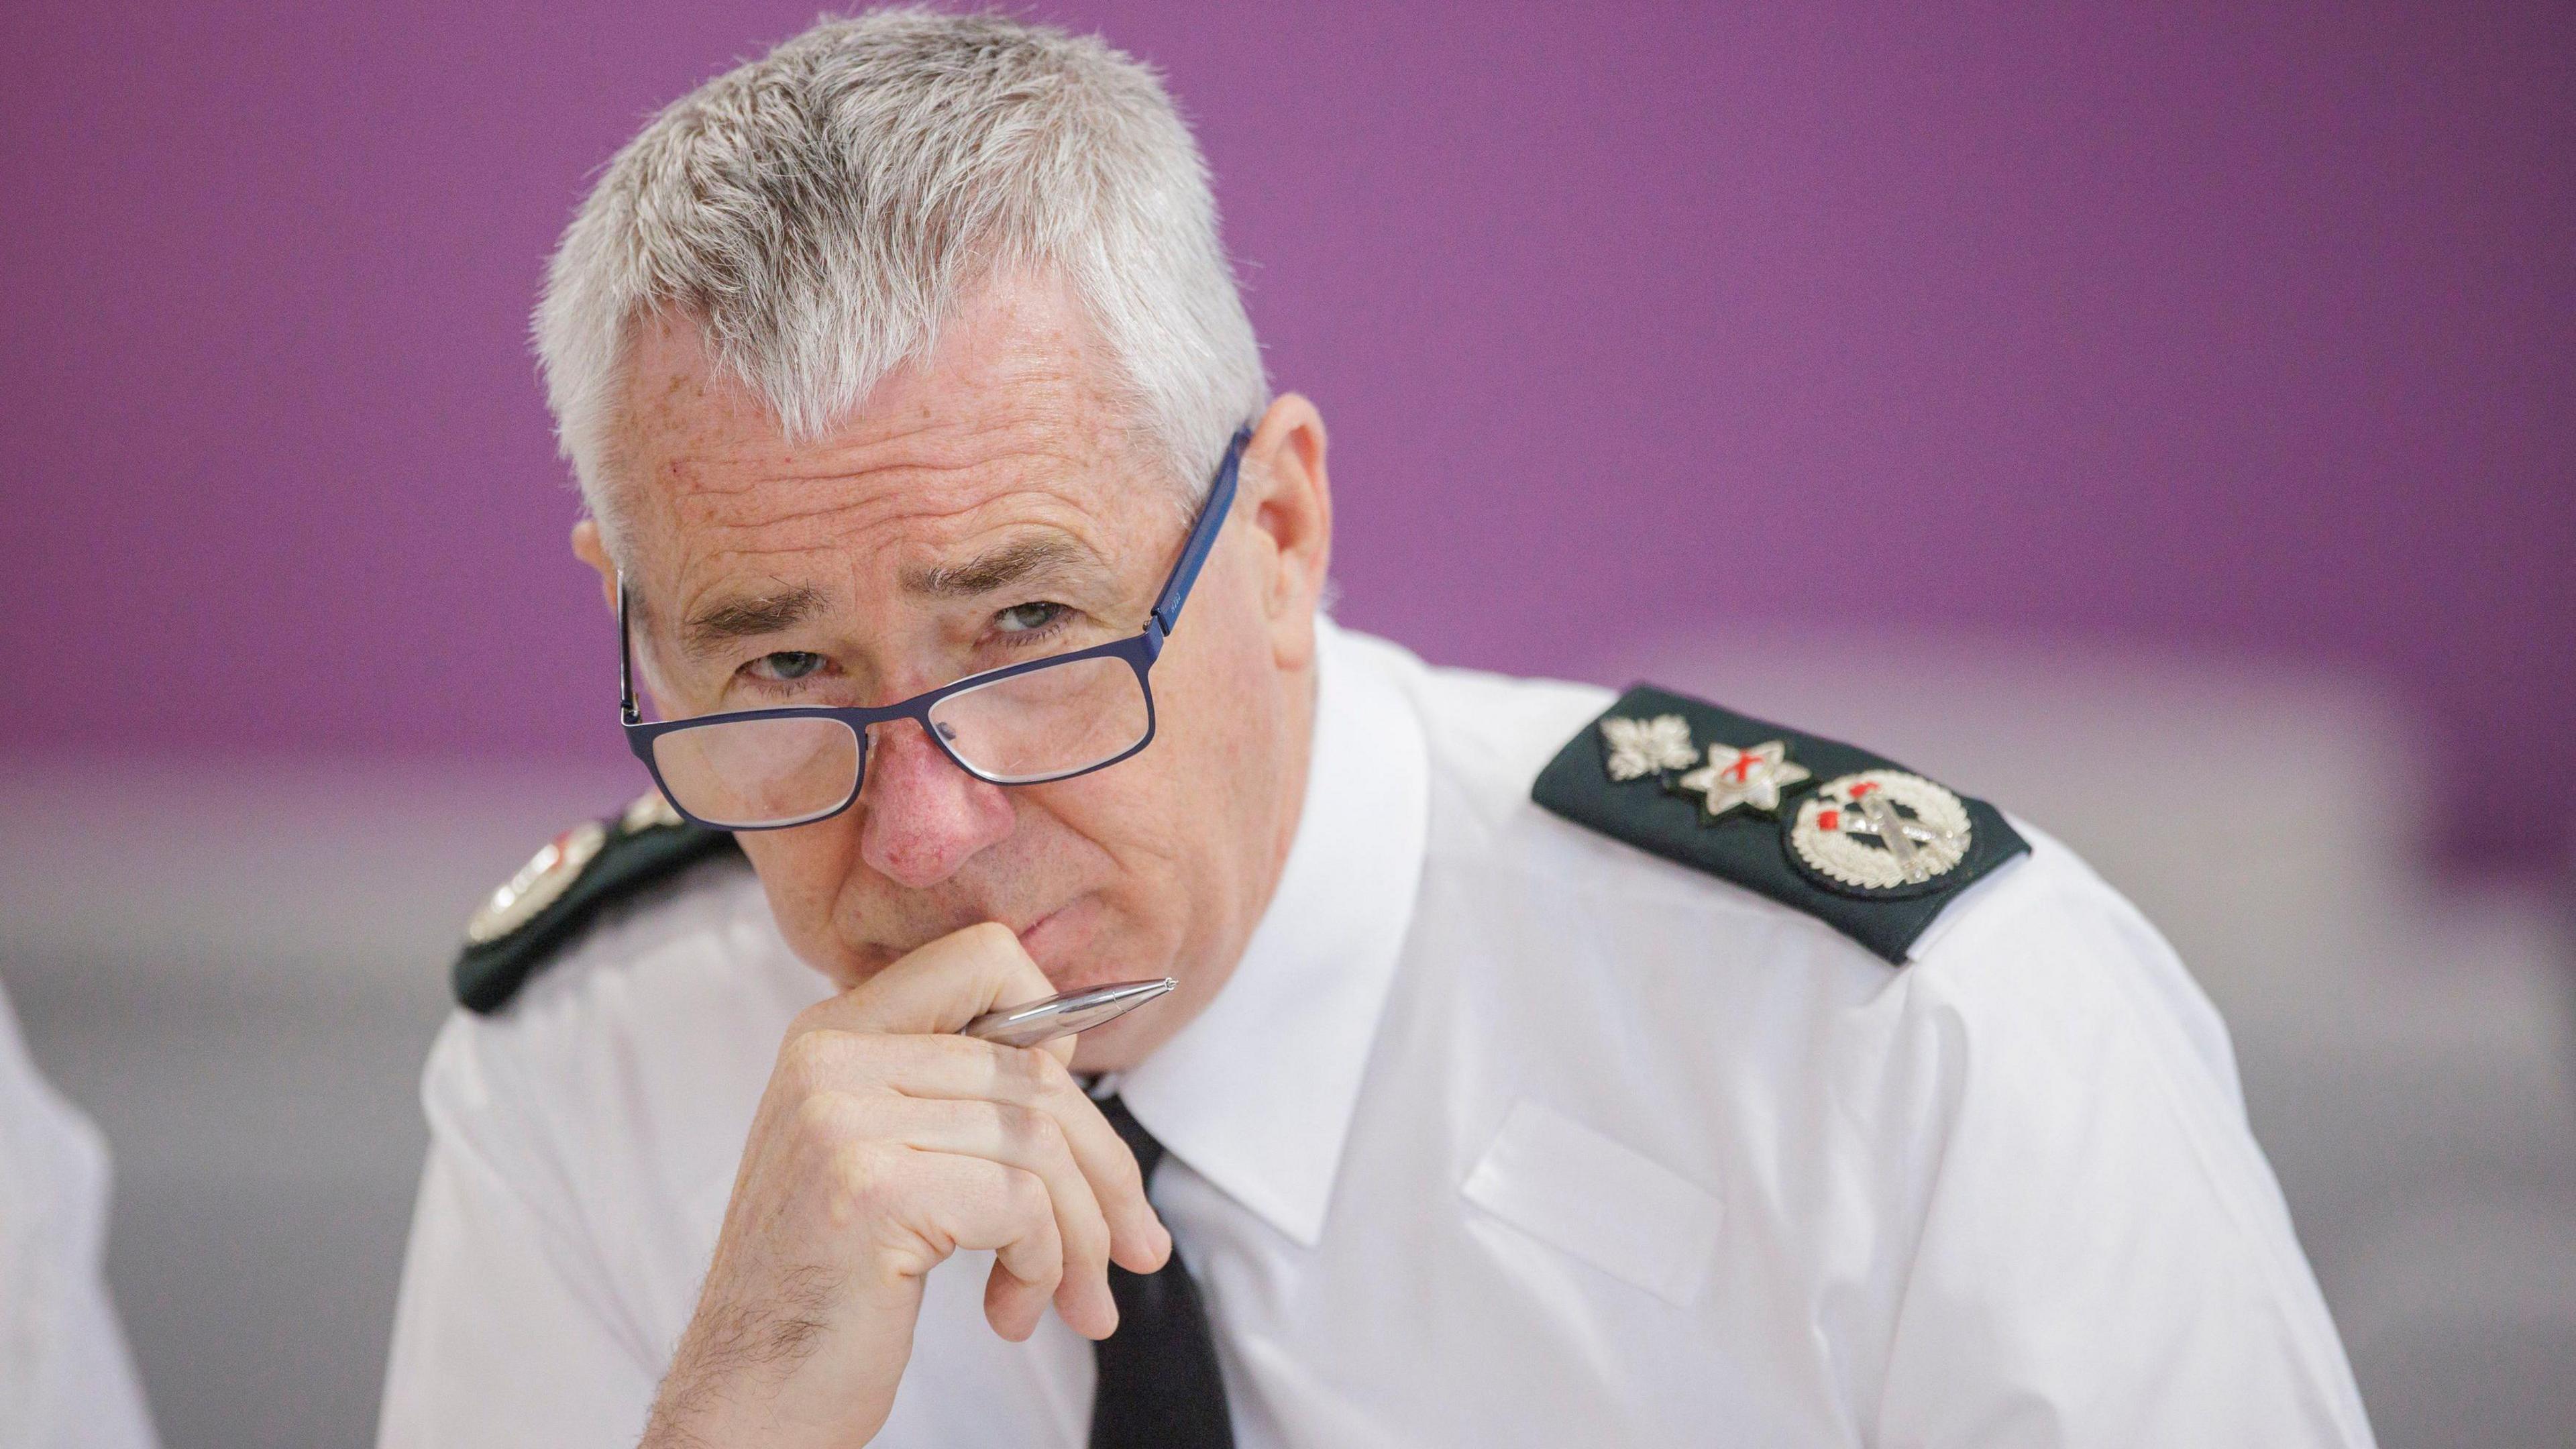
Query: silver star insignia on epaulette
xmin=1600 ymin=714 xmax=1699 ymax=782
xmin=1676 ymin=739 xmax=1811 ymax=820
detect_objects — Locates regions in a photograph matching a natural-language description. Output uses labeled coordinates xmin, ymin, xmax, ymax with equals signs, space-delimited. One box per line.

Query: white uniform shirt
xmin=0 ymin=982 xmax=160 ymax=1449
xmin=380 ymin=621 xmax=2375 ymax=1448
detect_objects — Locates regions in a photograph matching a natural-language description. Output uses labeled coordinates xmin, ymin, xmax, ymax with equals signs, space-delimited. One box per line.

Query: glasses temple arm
xmin=617 ymin=577 xmax=640 ymax=723
xmin=1148 ymin=427 xmax=1252 ymax=641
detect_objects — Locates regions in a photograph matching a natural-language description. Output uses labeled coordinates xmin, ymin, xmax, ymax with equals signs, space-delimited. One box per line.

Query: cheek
xmin=1039 ymin=641 xmax=1272 ymax=888
xmin=1022 ymin=762 xmax=1183 ymax=881
xmin=739 ymin=822 xmax=865 ymax=963
xmin=1161 ymin=611 xmax=1282 ymax=788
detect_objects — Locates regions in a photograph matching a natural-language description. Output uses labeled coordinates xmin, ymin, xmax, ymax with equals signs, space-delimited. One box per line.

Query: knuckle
xmin=997 ymin=1102 xmax=1065 ymax=1159
xmin=1103 ymin=1142 xmax=1146 ymax=1200
xmin=1061 ymin=1189 xmax=1111 ymax=1256
xmin=1000 ymin=1164 xmax=1051 ymax=1220
xmin=981 ymin=1040 xmax=1045 ymax=1099
xmin=1020 ymin=1042 xmax=1073 ymax=1097
xmin=790 ymin=1090 xmax=867 ymax=1150
xmin=921 ymin=1031 xmax=976 ymax=1064
xmin=776 ymin=1030 xmax=846 ymax=1093
xmin=926 ymin=1032 xmax=994 ymax=1082
xmin=1021 ymin=1044 xmax=1075 ymax=1096
xmin=826 ymin=1142 xmax=904 ymax=1228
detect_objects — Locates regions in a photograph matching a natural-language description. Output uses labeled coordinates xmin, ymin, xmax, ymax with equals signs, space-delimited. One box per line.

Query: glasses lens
xmin=927 ymin=655 xmax=1150 ymax=784
xmin=651 ymin=715 xmax=861 ymax=828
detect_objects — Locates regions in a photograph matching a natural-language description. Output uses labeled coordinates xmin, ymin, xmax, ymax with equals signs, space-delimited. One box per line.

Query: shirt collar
xmin=1116 ymin=617 xmax=1430 ymax=1248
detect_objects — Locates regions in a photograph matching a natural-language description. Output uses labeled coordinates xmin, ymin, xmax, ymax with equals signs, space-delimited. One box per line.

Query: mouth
xmin=1016 ymin=894 xmax=1110 ymax=987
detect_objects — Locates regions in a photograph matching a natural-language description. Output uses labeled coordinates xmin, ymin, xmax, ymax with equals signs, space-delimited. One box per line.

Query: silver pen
xmin=959 ymin=977 xmax=1178 ymax=1049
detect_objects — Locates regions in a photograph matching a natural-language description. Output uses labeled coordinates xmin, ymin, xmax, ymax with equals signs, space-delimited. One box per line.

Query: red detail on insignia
xmin=1725 ymin=752 xmax=1754 ymax=782
xmin=1817 ymin=808 xmax=1840 ymax=831
xmin=1848 ymin=782 xmax=1878 ymax=798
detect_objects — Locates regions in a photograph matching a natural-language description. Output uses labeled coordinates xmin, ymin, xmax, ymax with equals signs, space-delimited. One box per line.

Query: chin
xmin=813 ymin=957 xmax=879 ymax=994
xmin=1067 ymin=1006 xmax=1170 ymax=1073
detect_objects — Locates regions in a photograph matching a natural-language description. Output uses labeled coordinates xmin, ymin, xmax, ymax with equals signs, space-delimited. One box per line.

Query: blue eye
xmin=751 ymin=651 xmax=826 ymax=681
xmin=995 ymin=602 xmax=1068 ymax=635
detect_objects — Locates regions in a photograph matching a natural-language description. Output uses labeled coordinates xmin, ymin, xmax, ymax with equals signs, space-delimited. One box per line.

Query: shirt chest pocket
xmin=1460 ymin=1099 xmax=1725 ymax=1309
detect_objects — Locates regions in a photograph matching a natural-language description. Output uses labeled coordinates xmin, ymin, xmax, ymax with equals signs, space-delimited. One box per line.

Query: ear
xmin=1240 ymin=393 xmax=1332 ymax=669
xmin=571 ymin=518 xmax=619 ymax=613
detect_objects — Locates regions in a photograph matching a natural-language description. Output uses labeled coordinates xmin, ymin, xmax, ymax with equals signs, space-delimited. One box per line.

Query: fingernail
xmin=1084 ymin=1281 xmax=1120 ymax=1339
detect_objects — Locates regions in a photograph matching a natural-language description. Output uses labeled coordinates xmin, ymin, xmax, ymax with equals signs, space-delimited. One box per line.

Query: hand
xmin=641 ymin=922 xmax=1173 ymax=1448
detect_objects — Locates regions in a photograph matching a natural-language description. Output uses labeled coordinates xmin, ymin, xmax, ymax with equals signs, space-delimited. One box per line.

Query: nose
xmin=854 ymin=718 xmax=1018 ymax=890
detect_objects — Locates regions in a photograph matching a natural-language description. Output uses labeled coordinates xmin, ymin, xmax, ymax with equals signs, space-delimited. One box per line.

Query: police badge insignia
xmin=1787 ymin=770 xmax=1972 ymax=893
xmin=1534 ymin=684 xmax=2030 ymax=964
xmin=465 ymin=820 xmax=610 ymax=947
xmin=453 ymin=792 xmax=743 ymax=1014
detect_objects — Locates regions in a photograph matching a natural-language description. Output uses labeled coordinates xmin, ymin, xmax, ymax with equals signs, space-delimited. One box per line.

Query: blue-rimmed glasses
xmin=619 ymin=428 xmax=1251 ymax=830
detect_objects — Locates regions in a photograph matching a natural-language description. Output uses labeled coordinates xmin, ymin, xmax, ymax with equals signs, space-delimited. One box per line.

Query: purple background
xmin=3 ymin=2 xmax=2569 ymax=869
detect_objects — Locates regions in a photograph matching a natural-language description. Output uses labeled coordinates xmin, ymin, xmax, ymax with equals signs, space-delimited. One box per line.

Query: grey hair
xmin=534 ymin=7 xmax=1268 ymax=555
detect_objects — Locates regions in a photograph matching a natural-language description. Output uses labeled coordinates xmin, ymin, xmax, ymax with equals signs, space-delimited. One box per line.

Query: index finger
xmin=799 ymin=921 xmax=1056 ymax=1040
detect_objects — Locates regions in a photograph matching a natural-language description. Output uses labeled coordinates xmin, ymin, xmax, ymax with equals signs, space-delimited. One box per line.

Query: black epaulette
xmin=1532 ymin=684 xmax=2028 ymax=964
xmin=452 ymin=792 xmax=743 ymax=1014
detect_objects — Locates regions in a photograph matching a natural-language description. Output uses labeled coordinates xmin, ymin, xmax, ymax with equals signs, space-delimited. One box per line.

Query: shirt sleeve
xmin=1870 ymin=857 xmax=2377 ymax=1449
xmin=0 ymin=983 xmax=160 ymax=1449
xmin=376 ymin=1018 xmax=660 ymax=1449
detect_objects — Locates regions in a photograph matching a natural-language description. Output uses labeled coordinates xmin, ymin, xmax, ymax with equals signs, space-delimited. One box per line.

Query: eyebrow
xmin=678 ymin=586 xmax=828 ymax=657
xmin=901 ymin=533 xmax=1105 ymax=598
xmin=669 ymin=533 xmax=1111 ymax=658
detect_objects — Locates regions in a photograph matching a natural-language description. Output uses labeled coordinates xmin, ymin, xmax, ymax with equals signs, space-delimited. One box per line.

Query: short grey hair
xmin=535 ymin=7 xmax=1268 ymax=553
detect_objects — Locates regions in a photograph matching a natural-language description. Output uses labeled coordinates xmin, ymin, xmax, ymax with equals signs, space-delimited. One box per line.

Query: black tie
xmin=1089 ymin=1093 xmax=1234 ymax=1449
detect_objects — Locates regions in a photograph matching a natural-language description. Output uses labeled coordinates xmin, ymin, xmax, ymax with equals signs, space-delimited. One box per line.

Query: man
xmin=380 ymin=10 xmax=2376 ymax=1446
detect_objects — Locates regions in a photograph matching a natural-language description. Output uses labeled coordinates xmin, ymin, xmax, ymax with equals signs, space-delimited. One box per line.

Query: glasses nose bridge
xmin=855 ymin=702 xmax=970 ymax=778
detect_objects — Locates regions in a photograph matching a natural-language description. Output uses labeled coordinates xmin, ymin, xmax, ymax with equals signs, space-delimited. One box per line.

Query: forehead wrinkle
xmin=639 ymin=353 xmax=1106 ymax=506
xmin=605 ymin=274 xmax=1161 ymax=561
xmin=658 ymin=483 xmax=1130 ymax=627
xmin=680 ymin=482 xmax=1112 ymax=566
xmin=659 ymin=429 xmax=1096 ymax=499
xmin=660 ymin=437 xmax=1102 ymax=540
xmin=620 ymin=374 xmax=1150 ymax=604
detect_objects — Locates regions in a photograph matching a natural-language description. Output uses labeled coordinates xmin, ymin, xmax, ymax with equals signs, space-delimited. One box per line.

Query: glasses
xmin=619 ymin=427 xmax=1251 ymax=830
